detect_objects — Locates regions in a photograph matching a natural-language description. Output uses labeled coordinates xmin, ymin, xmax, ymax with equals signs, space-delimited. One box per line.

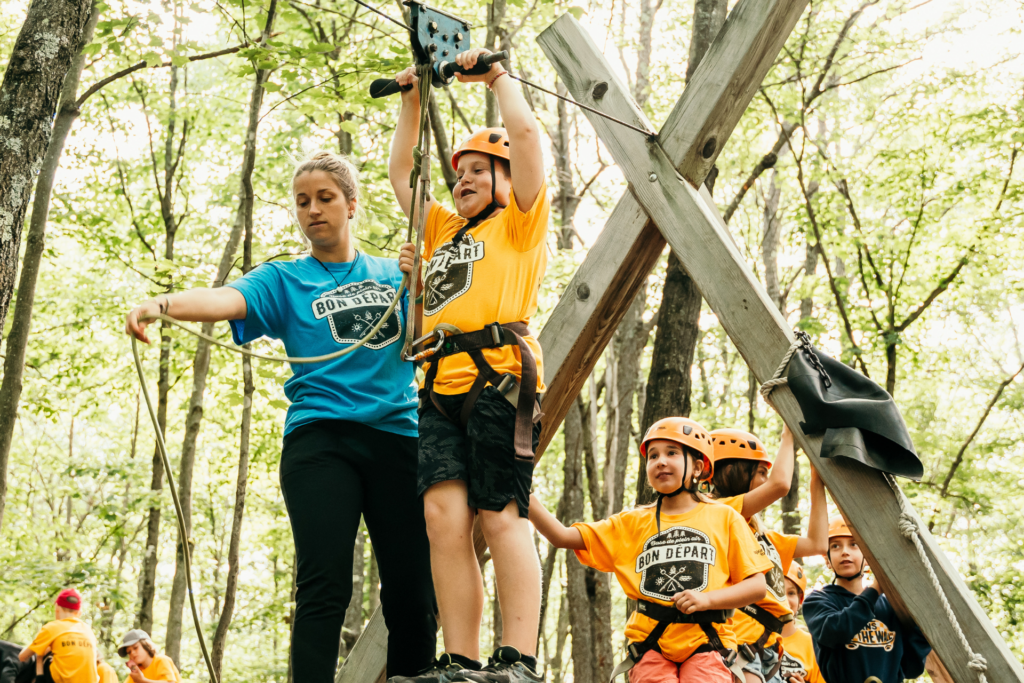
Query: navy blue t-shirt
xmin=227 ymin=253 xmax=417 ymax=437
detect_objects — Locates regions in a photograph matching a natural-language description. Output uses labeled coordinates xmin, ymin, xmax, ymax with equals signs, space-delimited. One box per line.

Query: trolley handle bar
xmin=369 ymin=51 xmax=509 ymax=98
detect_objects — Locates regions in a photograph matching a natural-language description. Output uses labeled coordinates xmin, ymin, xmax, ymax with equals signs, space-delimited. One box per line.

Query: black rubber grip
xmin=438 ymin=50 xmax=509 ymax=81
xmin=370 ymin=78 xmax=412 ymax=99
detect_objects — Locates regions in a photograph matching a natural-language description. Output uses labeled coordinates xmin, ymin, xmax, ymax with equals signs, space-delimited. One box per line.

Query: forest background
xmin=0 ymin=0 xmax=1022 ymax=680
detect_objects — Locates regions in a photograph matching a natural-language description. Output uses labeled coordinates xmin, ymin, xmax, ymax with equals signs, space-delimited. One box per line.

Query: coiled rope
xmin=759 ymin=333 xmax=989 ymax=682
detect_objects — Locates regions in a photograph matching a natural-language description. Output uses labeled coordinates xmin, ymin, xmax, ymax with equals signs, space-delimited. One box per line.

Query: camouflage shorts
xmin=417 ymin=385 xmax=540 ymax=518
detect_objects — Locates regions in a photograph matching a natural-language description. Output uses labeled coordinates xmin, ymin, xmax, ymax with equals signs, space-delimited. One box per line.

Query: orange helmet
xmin=709 ymin=428 xmax=772 ymax=468
xmin=785 ymin=563 xmax=807 ymax=598
xmin=451 ymin=128 xmax=510 ymax=170
xmin=828 ymin=516 xmax=854 ymax=540
xmin=640 ymin=417 xmax=715 ymax=480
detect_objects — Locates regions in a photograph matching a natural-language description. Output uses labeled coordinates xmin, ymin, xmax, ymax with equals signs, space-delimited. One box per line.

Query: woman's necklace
xmin=311 ymin=250 xmax=360 ymax=290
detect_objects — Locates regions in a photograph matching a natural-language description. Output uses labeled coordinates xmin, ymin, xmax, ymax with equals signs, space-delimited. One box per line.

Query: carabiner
xmin=404 ymin=329 xmax=447 ymax=362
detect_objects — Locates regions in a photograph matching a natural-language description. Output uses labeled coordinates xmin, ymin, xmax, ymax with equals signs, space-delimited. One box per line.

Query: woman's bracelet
xmin=487 ymin=69 xmax=508 ymax=90
xmin=155 ymin=295 xmax=170 ymax=315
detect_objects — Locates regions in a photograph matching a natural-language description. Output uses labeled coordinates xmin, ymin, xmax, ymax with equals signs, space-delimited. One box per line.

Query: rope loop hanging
xmin=884 ymin=475 xmax=988 ymax=683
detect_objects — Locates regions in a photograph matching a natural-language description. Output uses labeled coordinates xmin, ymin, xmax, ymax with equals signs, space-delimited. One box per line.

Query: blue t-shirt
xmin=227 ymin=253 xmax=417 ymax=437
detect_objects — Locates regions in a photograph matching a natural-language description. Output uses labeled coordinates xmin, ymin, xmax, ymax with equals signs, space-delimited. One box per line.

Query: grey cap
xmin=118 ymin=629 xmax=151 ymax=658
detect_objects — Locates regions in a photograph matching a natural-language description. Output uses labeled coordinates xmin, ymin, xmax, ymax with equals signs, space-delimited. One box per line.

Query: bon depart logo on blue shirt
xmin=227 ymin=254 xmax=418 ymax=438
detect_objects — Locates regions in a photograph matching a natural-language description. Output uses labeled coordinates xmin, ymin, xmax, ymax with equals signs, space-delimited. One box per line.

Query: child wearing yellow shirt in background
xmin=709 ymin=426 xmax=828 ymax=683
xmin=780 ymin=564 xmax=826 ymax=683
xmin=18 ymin=588 xmax=98 ymax=683
xmin=530 ymin=417 xmax=772 ymax=682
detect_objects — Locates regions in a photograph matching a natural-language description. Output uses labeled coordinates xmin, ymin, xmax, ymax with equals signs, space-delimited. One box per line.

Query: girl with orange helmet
xmin=389 ymin=47 xmax=548 ymax=683
xmin=708 ymin=424 xmax=828 ymax=683
xmin=778 ymin=563 xmax=825 ymax=683
xmin=529 ymin=416 xmax=776 ymax=683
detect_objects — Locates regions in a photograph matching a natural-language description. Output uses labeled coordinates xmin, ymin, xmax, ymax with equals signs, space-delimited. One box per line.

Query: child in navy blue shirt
xmin=803 ymin=518 xmax=930 ymax=683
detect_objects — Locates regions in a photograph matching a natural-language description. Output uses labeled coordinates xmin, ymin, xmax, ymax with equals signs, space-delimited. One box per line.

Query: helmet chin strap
xmin=454 ymin=155 xmax=505 ymax=246
xmin=655 ymin=457 xmax=700 ymax=533
xmin=828 ymin=549 xmax=867 ymax=583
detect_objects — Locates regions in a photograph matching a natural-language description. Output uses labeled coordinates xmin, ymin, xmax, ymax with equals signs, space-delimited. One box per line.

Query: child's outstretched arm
xmin=454 ymin=49 xmax=543 ymax=211
xmin=740 ymin=422 xmax=795 ymax=518
xmin=794 ymin=465 xmax=828 ymax=557
xmin=673 ymin=572 xmax=767 ymax=614
xmin=388 ymin=67 xmax=437 ymax=220
xmin=529 ymin=493 xmax=585 ymax=550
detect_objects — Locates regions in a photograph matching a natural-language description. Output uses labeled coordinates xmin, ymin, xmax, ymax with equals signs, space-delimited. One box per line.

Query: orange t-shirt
xmin=420 ymin=188 xmax=549 ymax=395
xmin=28 ymin=618 xmax=98 ymax=683
xmin=122 ymin=654 xmax=181 ymax=683
xmin=573 ymin=502 xmax=772 ymax=663
xmin=718 ymin=495 xmax=797 ymax=647
xmin=781 ymin=627 xmax=827 ymax=683
xmin=97 ymin=660 xmax=119 ymax=683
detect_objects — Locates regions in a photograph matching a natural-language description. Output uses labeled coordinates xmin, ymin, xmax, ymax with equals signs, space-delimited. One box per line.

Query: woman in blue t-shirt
xmin=125 ymin=152 xmax=436 ymax=682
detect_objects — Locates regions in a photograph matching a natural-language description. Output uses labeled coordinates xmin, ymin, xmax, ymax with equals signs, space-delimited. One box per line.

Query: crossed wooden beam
xmin=338 ymin=2 xmax=1024 ymax=681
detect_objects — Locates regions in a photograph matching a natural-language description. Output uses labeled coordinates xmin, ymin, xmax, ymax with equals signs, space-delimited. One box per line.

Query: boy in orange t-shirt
xmin=18 ymin=588 xmax=98 ymax=683
xmin=530 ymin=417 xmax=773 ymax=682
xmin=389 ymin=47 xmax=548 ymax=683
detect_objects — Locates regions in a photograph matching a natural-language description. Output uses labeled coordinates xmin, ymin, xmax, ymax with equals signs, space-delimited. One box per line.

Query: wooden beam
xmin=339 ymin=1 xmax=813 ymax=678
xmin=538 ymin=14 xmax=1024 ymax=683
xmin=537 ymin=0 xmax=810 ymax=454
xmin=335 ymin=606 xmax=388 ymax=683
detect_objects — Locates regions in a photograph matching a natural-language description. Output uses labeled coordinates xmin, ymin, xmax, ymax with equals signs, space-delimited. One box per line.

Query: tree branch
xmin=939 ymin=361 xmax=1024 ymax=497
xmin=76 ymin=43 xmax=250 ymax=108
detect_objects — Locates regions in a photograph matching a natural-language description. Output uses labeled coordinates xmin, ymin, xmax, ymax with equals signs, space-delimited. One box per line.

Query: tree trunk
xmin=553 ymin=81 xmax=580 ymax=250
xmin=484 ymin=0 xmax=507 ymax=128
xmin=637 ymin=0 xmax=726 ymax=507
xmin=0 ymin=1 xmax=100 ymax=532
xmin=800 ymin=237 xmax=817 ymax=324
xmin=761 ymin=170 xmax=782 ymax=310
xmin=137 ymin=63 xmax=184 ymax=634
xmin=885 ymin=336 xmax=897 ymax=397
xmin=562 ymin=401 xmax=594 ymax=683
xmin=780 ymin=457 xmax=801 ymax=536
xmin=339 ymin=527 xmax=366 ymax=657
xmin=606 ymin=289 xmax=647 ymax=516
xmin=0 ymin=0 xmax=92 ymax=352
xmin=368 ymin=547 xmax=381 ymax=611
xmin=165 ymin=2 xmax=277 ymax=660
xmin=428 ymin=94 xmax=458 ymax=194
xmin=549 ymin=592 xmax=569 ymax=683
xmin=210 ymin=206 xmax=259 ymax=676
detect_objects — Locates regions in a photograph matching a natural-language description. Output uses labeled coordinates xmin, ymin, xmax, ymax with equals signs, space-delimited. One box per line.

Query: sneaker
xmin=451 ymin=646 xmax=543 ymax=683
xmin=388 ymin=653 xmax=481 ymax=683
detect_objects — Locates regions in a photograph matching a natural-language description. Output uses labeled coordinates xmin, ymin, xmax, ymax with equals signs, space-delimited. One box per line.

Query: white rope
xmin=759 ymin=337 xmax=803 ymax=405
xmin=885 ymin=474 xmax=988 ymax=682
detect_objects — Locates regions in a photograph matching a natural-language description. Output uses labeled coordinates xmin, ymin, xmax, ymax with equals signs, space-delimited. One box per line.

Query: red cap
xmin=56 ymin=588 xmax=82 ymax=610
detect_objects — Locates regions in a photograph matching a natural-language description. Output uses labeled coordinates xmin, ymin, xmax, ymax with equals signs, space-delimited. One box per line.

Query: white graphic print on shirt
xmin=311 ymin=279 xmax=402 ymax=349
xmin=780 ymin=651 xmax=809 ymax=678
xmin=846 ymin=619 xmax=895 ymax=651
xmin=635 ymin=526 xmax=717 ymax=601
xmin=423 ymin=235 xmax=485 ymax=315
xmin=756 ymin=531 xmax=786 ymax=600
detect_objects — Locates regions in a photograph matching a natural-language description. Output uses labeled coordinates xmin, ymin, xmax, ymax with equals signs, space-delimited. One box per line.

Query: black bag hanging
xmin=784 ymin=335 xmax=924 ymax=480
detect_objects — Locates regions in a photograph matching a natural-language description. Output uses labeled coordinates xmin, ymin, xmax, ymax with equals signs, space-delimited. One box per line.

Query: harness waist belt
xmin=423 ymin=321 xmax=541 ymax=460
xmin=737 ymin=603 xmax=789 ymax=635
xmin=636 ymin=599 xmax=733 ymax=625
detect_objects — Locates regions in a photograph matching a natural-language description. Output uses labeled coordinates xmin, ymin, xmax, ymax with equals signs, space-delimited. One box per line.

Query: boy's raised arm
xmin=528 ymin=493 xmax=585 ymax=550
xmin=454 ymin=50 xmax=544 ymax=211
xmin=388 ymin=67 xmax=437 ymax=220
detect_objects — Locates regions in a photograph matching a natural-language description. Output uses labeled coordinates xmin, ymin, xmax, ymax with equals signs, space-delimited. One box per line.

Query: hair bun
xmin=309 ymin=151 xmax=337 ymax=162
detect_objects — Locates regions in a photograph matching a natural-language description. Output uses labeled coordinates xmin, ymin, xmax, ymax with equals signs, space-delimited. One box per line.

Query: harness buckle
xmin=487 ymin=322 xmax=503 ymax=346
xmin=404 ymin=329 xmax=448 ymax=362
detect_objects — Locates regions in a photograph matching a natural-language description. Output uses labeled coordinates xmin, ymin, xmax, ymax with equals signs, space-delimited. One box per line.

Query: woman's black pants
xmin=281 ymin=420 xmax=436 ymax=681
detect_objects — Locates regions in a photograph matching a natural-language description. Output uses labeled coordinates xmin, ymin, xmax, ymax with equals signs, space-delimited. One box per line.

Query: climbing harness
xmin=418 ymin=321 xmax=542 ymax=461
xmin=608 ymin=600 xmax=735 ymax=682
xmin=734 ymin=604 xmax=788 ymax=680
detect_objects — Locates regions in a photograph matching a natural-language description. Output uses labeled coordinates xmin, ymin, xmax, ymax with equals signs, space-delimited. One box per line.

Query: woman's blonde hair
xmin=292 ymin=150 xmax=360 ymax=205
